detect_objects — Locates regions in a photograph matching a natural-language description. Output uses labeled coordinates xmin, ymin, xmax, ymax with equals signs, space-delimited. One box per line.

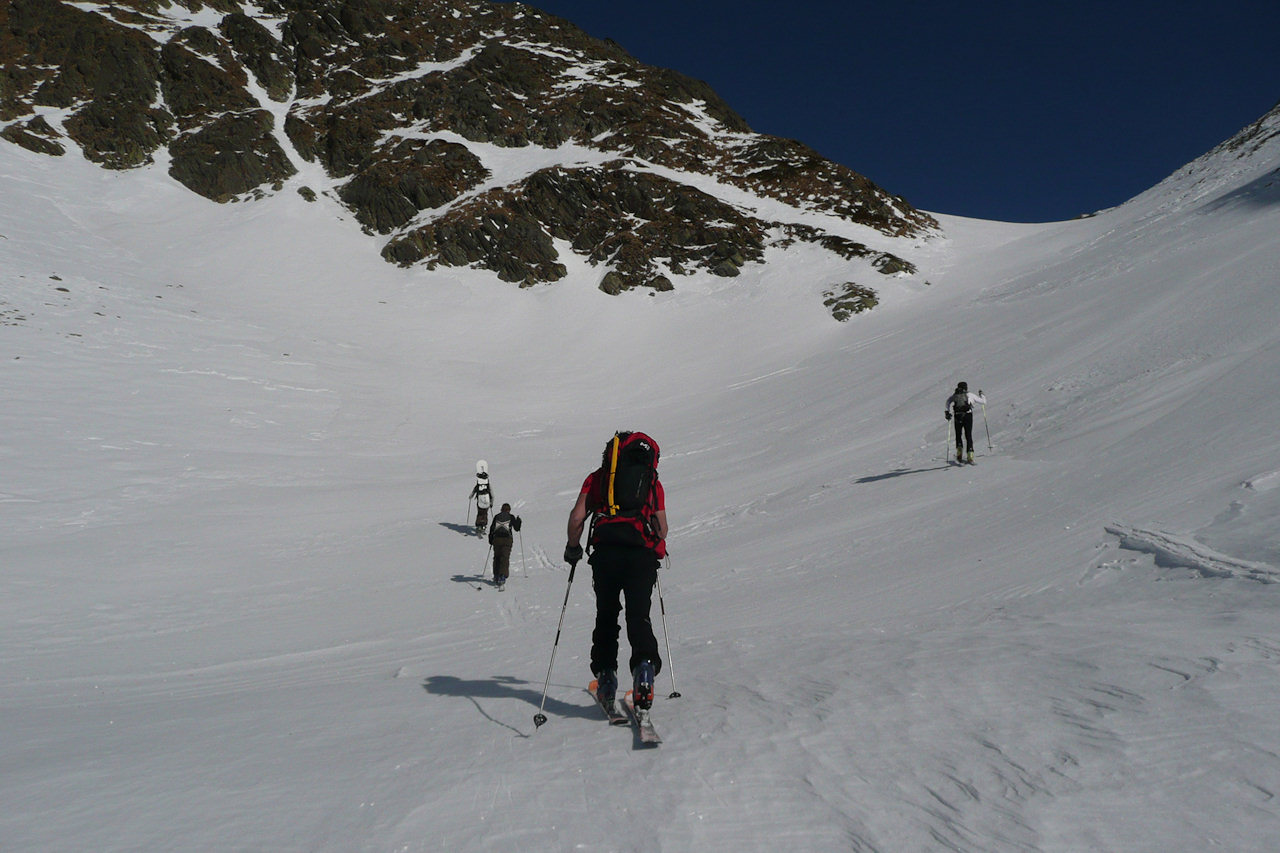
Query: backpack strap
xmin=585 ymin=510 xmax=598 ymax=556
xmin=604 ymin=433 xmax=621 ymax=516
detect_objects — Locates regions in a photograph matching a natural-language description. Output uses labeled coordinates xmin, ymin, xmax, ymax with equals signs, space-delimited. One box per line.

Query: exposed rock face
xmin=823 ymin=282 xmax=880 ymax=321
xmin=1 ymin=115 xmax=65 ymax=155
xmin=1221 ymin=100 xmax=1280 ymax=157
xmin=4 ymin=0 xmax=169 ymax=167
xmin=383 ymin=162 xmax=774 ymax=290
xmin=1 ymin=0 xmax=939 ymax=302
xmin=160 ymin=30 xmax=258 ymax=127
xmin=1 ymin=0 xmax=295 ymax=186
xmin=338 ymin=138 xmax=490 ymax=233
xmin=169 ymin=110 xmax=296 ymax=201
xmin=220 ymin=12 xmax=294 ymax=102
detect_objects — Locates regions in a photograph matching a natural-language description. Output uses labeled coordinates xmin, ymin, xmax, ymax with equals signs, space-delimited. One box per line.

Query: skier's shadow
xmin=423 ymin=675 xmax=598 ymax=736
xmin=855 ymin=465 xmax=948 ymax=483
xmin=450 ymin=574 xmax=491 ymax=588
xmin=440 ymin=521 xmax=480 ymax=537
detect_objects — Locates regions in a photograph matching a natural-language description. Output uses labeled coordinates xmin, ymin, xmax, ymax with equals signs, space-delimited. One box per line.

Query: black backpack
xmin=589 ymin=431 xmax=661 ymax=551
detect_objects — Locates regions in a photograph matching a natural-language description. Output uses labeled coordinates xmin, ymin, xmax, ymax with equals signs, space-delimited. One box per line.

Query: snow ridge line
xmin=1105 ymin=523 xmax=1278 ymax=583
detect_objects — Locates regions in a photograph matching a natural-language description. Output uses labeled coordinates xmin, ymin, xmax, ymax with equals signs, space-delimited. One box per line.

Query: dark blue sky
xmin=517 ymin=1 xmax=1280 ymax=222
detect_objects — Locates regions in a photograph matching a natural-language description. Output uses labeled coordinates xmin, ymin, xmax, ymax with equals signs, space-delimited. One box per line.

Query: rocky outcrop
xmin=823 ymin=283 xmax=880 ymax=321
xmin=725 ymin=137 xmax=929 ymax=237
xmin=0 ymin=115 xmax=65 ymax=155
xmin=2 ymin=0 xmax=294 ymax=186
xmin=338 ymin=138 xmax=490 ymax=233
xmin=383 ymin=191 xmax=567 ymax=286
xmin=160 ymin=30 xmax=258 ymax=128
xmin=384 ymin=162 xmax=773 ymax=290
xmin=157 ymin=25 xmax=297 ymax=196
xmin=220 ymin=12 xmax=294 ymax=102
xmin=775 ymin=224 xmax=917 ymax=275
xmin=169 ymin=110 xmax=296 ymax=201
xmin=4 ymin=0 xmax=170 ymax=167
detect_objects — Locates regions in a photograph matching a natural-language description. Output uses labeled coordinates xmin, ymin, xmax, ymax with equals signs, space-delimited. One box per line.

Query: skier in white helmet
xmin=470 ymin=460 xmax=493 ymax=535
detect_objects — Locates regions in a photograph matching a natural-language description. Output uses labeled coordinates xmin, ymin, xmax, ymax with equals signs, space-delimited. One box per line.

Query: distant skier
xmin=565 ymin=431 xmax=668 ymax=711
xmin=470 ymin=460 xmax=493 ymax=535
xmin=488 ymin=503 xmax=522 ymax=587
xmin=945 ymin=382 xmax=986 ymax=463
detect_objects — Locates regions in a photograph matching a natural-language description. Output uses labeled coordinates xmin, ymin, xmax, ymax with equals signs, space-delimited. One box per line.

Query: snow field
xmin=3 ymin=106 xmax=1280 ymax=851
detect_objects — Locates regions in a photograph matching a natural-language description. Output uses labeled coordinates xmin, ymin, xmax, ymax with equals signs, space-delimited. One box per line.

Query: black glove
xmin=564 ymin=544 xmax=583 ymax=567
xmin=513 ymin=516 xmax=522 ymax=532
xmin=944 ymin=411 xmax=951 ymax=420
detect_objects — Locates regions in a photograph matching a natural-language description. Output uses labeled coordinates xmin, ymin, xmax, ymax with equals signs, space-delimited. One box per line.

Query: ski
xmin=621 ymin=691 xmax=662 ymax=745
xmin=587 ymin=680 xmax=628 ymax=726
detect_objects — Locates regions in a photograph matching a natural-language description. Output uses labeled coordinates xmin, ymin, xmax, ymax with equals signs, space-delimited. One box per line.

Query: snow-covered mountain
xmin=2 ymin=0 xmax=932 ymax=300
xmin=4 ymin=5 xmax=1280 ymax=850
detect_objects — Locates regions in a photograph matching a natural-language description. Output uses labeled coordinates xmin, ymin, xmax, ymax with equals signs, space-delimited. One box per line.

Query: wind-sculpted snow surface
xmin=3 ymin=88 xmax=1280 ymax=852
xmin=1105 ymin=523 xmax=1279 ymax=584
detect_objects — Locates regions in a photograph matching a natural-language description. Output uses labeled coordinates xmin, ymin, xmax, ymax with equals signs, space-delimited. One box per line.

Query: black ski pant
xmin=475 ymin=505 xmax=488 ymax=533
xmin=953 ymin=412 xmax=975 ymax=453
xmin=589 ymin=545 xmax=661 ymax=679
xmin=491 ymin=538 xmax=512 ymax=582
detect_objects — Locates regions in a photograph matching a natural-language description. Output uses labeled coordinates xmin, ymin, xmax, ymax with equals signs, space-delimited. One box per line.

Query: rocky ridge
xmin=1 ymin=0 xmax=939 ymax=306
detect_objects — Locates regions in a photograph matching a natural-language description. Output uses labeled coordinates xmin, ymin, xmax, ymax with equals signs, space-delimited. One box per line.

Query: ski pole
xmin=533 ymin=561 xmax=578 ymax=729
xmin=981 ymin=401 xmax=992 ymax=451
xmin=518 ymin=530 xmax=526 ymax=577
xmin=656 ymin=561 xmax=681 ymax=699
xmin=481 ymin=544 xmax=492 ymax=582
xmin=467 ymin=496 xmax=473 ymax=527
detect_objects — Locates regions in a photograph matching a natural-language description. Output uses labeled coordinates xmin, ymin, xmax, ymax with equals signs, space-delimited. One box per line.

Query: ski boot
xmin=632 ymin=660 xmax=655 ymax=710
xmin=596 ymin=670 xmax=617 ymax=704
xmin=956 ymin=448 xmax=964 ymax=463
xmin=966 ymin=450 xmax=974 ymax=464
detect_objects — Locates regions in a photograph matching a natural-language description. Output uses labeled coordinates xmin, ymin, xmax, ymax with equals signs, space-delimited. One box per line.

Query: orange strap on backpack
xmin=604 ymin=434 xmax=621 ymax=516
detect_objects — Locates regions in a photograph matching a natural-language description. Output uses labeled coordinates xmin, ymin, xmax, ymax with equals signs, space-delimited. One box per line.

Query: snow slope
xmin=3 ymin=104 xmax=1280 ymax=851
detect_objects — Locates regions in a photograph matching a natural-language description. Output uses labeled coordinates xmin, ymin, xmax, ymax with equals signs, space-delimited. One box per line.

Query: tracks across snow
xmin=611 ymin=561 xmax=1280 ymax=852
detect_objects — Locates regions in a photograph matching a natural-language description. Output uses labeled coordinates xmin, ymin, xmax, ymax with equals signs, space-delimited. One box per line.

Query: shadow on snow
xmin=855 ymin=464 xmax=950 ymax=484
xmin=440 ymin=521 xmax=480 ymax=537
xmin=450 ymin=573 xmax=492 ymax=589
xmin=422 ymin=674 xmax=599 ymax=736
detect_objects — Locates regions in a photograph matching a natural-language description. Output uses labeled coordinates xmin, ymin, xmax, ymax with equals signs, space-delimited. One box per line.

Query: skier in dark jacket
xmin=487 ymin=503 xmax=521 ymax=587
xmin=945 ymin=381 xmax=987 ymax=463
